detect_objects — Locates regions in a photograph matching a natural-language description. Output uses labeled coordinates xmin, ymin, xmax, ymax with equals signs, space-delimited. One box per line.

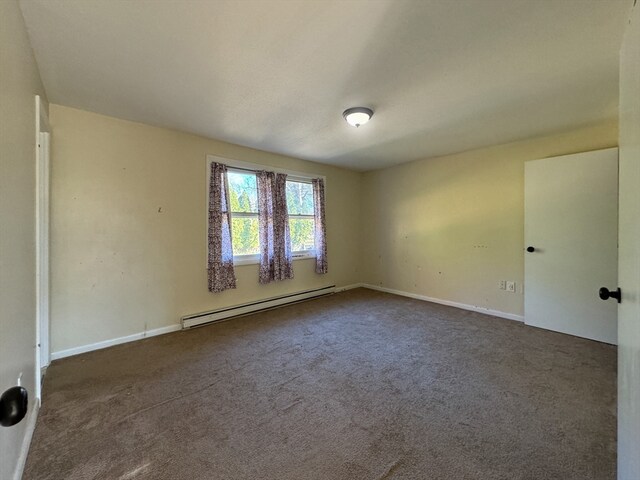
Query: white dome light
xmin=343 ymin=107 xmax=373 ymax=127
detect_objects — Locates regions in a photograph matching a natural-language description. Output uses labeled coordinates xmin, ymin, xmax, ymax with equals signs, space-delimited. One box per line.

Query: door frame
xmin=35 ymin=95 xmax=50 ymax=402
xmin=617 ymin=1 xmax=640 ymax=477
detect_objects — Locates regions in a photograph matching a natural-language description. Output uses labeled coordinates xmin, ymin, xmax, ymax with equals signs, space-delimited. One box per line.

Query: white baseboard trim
xmin=13 ymin=400 xmax=40 ymax=480
xmin=362 ymin=284 xmax=524 ymax=322
xmin=48 ymin=283 xmax=521 ymax=361
xmin=51 ymin=283 xmax=364 ymax=361
xmin=50 ymin=324 xmax=181 ymax=361
xmin=336 ymin=283 xmax=364 ymax=292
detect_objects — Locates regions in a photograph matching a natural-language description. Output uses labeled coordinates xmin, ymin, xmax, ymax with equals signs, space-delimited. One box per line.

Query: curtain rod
xmin=207 ymin=155 xmax=325 ymax=181
xmin=224 ymin=164 xmax=315 ymax=182
xmin=226 ymin=165 xmax=258 ymax=173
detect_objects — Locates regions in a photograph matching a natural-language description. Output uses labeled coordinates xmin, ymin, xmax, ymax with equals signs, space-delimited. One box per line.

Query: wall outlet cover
xmin=506 ymin=281 xmax=516 ymax=292
xmin=499 ymin=280 xmax=506 ymax=290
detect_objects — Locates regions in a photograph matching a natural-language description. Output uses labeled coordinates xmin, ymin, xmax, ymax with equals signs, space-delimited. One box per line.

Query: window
xmin=227 ymin=170 xmax=260 ymax=257
xmin=221 ymin=163 xmax=319 ymax=264
xmin=286 ymin=180 xmax=315 ymax=255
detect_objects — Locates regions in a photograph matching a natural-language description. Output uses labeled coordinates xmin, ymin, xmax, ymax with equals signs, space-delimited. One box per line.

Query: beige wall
xmin=49 ymin=105 xmax=361 ymax=353
xmin=50 ymin=104 xmax=620 ymax=354
xmin=0 ymin=0 xmax=48 ymax=478
xmin=360 ymin=122 xmax=618 ymax=317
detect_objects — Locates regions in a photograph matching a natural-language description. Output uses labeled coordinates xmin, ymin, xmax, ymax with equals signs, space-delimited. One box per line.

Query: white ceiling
xmin=20 ymin=0 xmax=631 ymax=171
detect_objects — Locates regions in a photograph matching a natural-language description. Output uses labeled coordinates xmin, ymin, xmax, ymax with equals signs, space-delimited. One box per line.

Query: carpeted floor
xmin=24 ymin=288 xmax=616 ymax=479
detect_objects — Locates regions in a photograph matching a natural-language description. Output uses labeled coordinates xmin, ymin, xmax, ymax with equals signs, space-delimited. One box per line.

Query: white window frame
xmin=206 ymin=155 xmax=325 ymax=266
xmin=225 ymin=167 xmax=260 ymax=265
xmin=283 ymin=177 xmax=316 ymax=260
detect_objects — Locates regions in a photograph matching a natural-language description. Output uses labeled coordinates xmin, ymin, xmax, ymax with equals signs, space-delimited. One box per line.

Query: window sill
xmin=233 ymin=252 xmax=315 ymax=266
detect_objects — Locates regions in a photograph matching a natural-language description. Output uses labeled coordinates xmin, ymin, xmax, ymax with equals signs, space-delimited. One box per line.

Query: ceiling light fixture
xmin=343 ymin=107 xmax=373 ymax=128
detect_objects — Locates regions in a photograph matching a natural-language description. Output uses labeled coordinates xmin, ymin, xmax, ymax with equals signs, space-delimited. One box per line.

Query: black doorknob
xmin=526 ymin=246 xmax=535 ymax=252
xmin=0 ymin=386 xmax=28 ymax=427
xmin=599 ymin=287 xmax=621 ymax=303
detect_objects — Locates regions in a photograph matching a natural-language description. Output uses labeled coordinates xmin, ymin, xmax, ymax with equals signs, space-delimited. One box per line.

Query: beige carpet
xmin=24 ymin=289 xmax=616 ymax=479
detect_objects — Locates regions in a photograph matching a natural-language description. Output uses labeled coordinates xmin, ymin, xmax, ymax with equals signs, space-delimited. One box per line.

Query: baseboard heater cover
xmin=181 ymin=285 xmax=336 ymax=329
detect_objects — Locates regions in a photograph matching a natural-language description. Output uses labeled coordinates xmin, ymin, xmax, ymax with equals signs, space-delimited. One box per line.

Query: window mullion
xmin=231 ymin=211 xmax=258 ymax=219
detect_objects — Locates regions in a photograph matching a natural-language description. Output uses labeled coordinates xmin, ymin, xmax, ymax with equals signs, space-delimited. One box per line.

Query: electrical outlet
xmin=506 ymin=281 xmax=516 ymax=292
xmin=499 ymin=280 xmax=506 ymax=290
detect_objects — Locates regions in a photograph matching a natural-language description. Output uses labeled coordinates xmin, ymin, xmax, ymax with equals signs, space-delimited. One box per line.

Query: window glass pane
xmin=231 ymin=217 xmax=259 ymax=255
xmin=228 ymin=171 xmax=258 ymax=213
xmin=286 ymin=181 xmax=314 ymax=215
xmin=290 ymin=218 xmax=315 ymax=252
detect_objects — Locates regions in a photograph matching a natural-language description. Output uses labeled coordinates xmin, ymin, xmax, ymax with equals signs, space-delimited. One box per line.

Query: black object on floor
xmin=0 ymin=386 xmax=28 ymax=427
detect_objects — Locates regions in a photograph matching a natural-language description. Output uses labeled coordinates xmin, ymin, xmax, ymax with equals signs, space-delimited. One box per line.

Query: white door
xmin=524 ymin=148 xmax=618 ymax=344
xmin=618 ymin=2 xmax=640 ymax=478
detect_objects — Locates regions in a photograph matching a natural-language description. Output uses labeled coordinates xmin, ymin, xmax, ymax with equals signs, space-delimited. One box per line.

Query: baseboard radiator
xmin=181 ymin=285 xmax=336 ymax=329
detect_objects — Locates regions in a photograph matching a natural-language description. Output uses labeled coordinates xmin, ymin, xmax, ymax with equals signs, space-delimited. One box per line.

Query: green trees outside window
xmin=286 ymin=181 xmax=315 ymax=252
xmin=228 ymin=171 xmax=259 ymax=256
xmin=227 ymin=170 xmax=316 ymax=257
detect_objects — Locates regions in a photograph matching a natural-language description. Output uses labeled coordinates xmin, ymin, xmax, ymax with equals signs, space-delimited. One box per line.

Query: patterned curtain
xmin=312 ymin=178 xmax=328 ymax=274
xmin=257 ymin=171 xmax=293 ymax=283
xmin=208 ymin=162 xmax=237 ymax=293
